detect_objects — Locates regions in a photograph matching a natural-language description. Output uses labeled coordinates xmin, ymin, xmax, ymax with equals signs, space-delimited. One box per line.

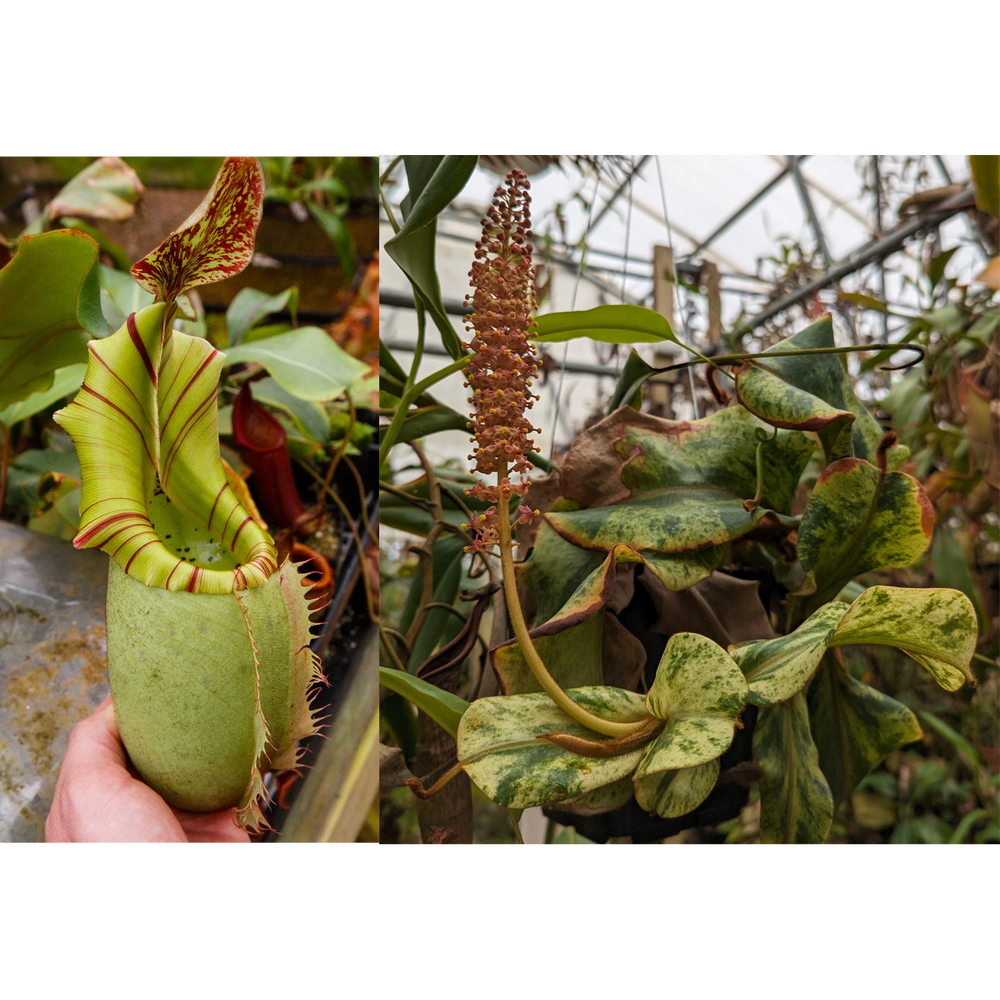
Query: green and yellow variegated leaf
xmin=754 ymin=693 xmax=833 ymax=844
xmin=0 ymin=229 xmax=106 ymax=409
xmin=48 ymin=156 xmax=144 ymax=222
xmin=808 ymin=653 xmax=922 ymax=807
xmin=735 ymin=314 xmax=907 ymax=468
xmin=634 ymin=758 xmax=720 ymax=818
xmin=634 ymin=633 xmax=747 ymax=780
xmin=496 ymin=544 xmax=642 ymax=694
xmin=730 ymin=602 xmax=849 ymax=706
xmin=547 ymin=406 xmax=811 ymax=562
xmin=829 ymin=586 xmax=977 ymax=691
xmin=131 ymin=157 xmax=264 ymax=302
xmin=458 ymin=687 xmax=649 ymax=809
xmin=796 ymin=457 xmax=933 ymax=612
xmin=560 ymin=775 xmax=636 ymax=815
xmin=54 ymin=303 xmax=276 ymax=594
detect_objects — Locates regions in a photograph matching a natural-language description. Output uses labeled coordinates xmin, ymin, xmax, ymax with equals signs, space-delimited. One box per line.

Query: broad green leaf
xmin=829 ymin=586 xmax=977 ymax=691
xmin=457 ymin=686 xmax=649 ymax=809
xmin=60 ymin=218 xmax=132 ymax=273
xmin=226 ymin=286 xmax=299 ymax=346
xmin=734 ymin=315 xmax=905 ymax=467
xmin=383 ymin=156 xmax=478 ymax=359
xmin=0 ymin=363 xmax=87 ymax=427
xmin=634 ymin=759 xmax=720 ymax=818
xmin=635 ymin=632 xmax=748 ymax=779
xmin=808 ymin=653 xmax=922 ymax=807
xmin=250 ymin=376 xmax=329 ymax=445
xmin=496 ymin=545 xmax=643 ymax=694
xmin=0 ymin=229 xmax=106 ymax=408
xmin=795 ymin=457 xmax=933 ymax=611
xmin=307 ymin=201 xmax=356 ymax=281
xmin=380 ymin=403 xmax=470 ymax=445
xmin=222 ymin=326 xmax=369 ymax=401
xmin=607 ymin=347 xmax=656 ymax=413
xmin=131 ymin=157 xmax=264 ymax=301
xmin=754 ymin=693 xmax=833 ymax=844
xmin=533 ymin=303 xmax=680 ymax=345
xmin=730 ymin=602 xmax=849 ymax=706
xmin=969 ymin=155 xmax=999 ymax=217
xmin=932 ymin=529 xmax=987 ymax=632
xmin=100 ymin=264 xmax=155 ymax=332
xmin=54 ymin=303 xmax=277 ymax=594
xmin=378 ymin=667 xmax=469 ymax=739
xmin=547 ymin=406 xmax=812 ymax=571
xmin=518 ymin=519 xmax=605 ymax=625
xmin=48 ymin=156 xmax=144 ymax=221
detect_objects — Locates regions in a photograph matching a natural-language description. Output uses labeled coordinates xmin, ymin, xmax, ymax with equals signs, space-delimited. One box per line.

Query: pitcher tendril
xmin=460 ymin=171 xmax=651 ymax=740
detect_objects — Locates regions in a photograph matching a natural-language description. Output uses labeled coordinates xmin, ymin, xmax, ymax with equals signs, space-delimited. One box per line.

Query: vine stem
xmin=495 ymin=463 xmax=650 ymax=739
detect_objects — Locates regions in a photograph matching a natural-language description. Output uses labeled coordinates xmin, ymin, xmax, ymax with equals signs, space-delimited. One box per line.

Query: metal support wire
xmin=654 ymin=155 xmax=700 ymax=419
xmin=585 ymin=155 xmax=651 ymax=237
xmin=787 ymin=155 xmax=832 ymax=265
xmin=682 ymin=157 xmax=808 ymax=261
xmin=737 ymin=185 xmax=975 ymax=333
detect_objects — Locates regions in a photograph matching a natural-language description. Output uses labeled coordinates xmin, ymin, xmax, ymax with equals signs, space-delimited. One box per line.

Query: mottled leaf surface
xmin=731 ymin=602 xmax=849 ymax=706
xmin=796 ymin=457 xmax=933 ymax=611
xmin=635 ymin=633 xmax=747 ymax=779
xmin=634 ymin=758 xmax=720 ymax=818
xmin=829 ymin=586 xmax=977 ymax=690
xmin=131 ymin=157 xmax=264 ymax=301
xmin=808 ymin=653 xmax=922 ymax=806
xmin=458 ymin=687 xmax=649 ymax=809
xmin=755 ymin=693 xmax=834 ymax=844
xmin=735 ymin=315 xmax=906 ymax=467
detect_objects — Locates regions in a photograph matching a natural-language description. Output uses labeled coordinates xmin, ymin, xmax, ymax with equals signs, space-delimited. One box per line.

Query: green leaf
xmin=808 ymin=653 xmax=922 ymax=807
xmin=969 ymin=155 xmax=999 ymax=217
xmin=836 ymin=292 xmax=889 ymax=314
xmin=378 ymin=667 xmax=469 ymax=739
xmin=250 ymin=375 xmax=329 ymax=445
xmin=226 ymin=286 xmax=299 ymax=346
xmin=795 ymin=457 xmax=933 ymax=612
xmin=829 ymin=586 xmax=977 ymax=691
xmin=635 ymin=632 xmax=748 ymax=778
xmin=0 ymin=363 xmax=87 ymax=427
xmin=379 ymin=404 xmax=470 ymax=445
xmin=100 ymin=264 xmax=155 ymax=332
xmin=607 ymin=348 xmax=656 ymax=413
xmin=383 ymin=156 xmax=478 ymax=359
xmin=734 ymin=315 xmax=905 ymax=467
xmin=131 ymin=157 xmax=264 ymax=301
xmin=927 ymin=246 xmax=960 ymax=291
xmin=633 ymin=759 xmax=720 ymax=818
xmin=307 ymin=201 xmax=356 ymax=282
xmin=730 ymin=602 xmax=849 ymax=706
xmin=533 ymin=303 xmax=679 ymax=345
xmin=0 ymin=229 xmax=106 ymax=408
xmin=932 ymin=528 xmax=987 ymax=632
xmin=457 ymin=686 xmax=649 ymax=809
xmin=47 ymin=156 xmax=144 ymax=222
xmin=754 ymin=693 xmax=833 ymax=844
xmin=222 ymin=327 xmax=369 ymax=401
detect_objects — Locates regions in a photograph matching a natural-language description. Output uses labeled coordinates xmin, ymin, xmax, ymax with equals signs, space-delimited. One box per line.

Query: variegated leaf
xmin=131 ymin=157 xmax=264 ymax=302
xmin=458 ymin=687 xmax=650 ymax=809
xmin=754 ymin=693 xmax=834 ymax=844
xmin=634 ymin=633 xmax=748 ymax=780
xmin=54 ymin=303 xmax=276 ymax=593
xmin=808 ymin=652 xmax=923 ymax=807
xmin=48 ymin=156 xmax=144 ymax=222
xmin=796 ymin=457 xmax=933 ymax=613
xmin=829 ymin=586 xmax=977 ymax=691
xmin=634 ymin=758 xmax=720 ymax=818
xmin=730 ymin=602 xmax=849 ymax=706
xmin=735 ymin=314 xmax=908 ymax=468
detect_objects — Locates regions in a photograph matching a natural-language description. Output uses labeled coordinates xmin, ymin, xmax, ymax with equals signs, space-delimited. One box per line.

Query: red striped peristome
xmin=55 ymin=301 xmax=279 ymax=595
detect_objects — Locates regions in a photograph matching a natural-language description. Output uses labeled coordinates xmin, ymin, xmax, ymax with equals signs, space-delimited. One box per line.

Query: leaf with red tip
xmin=131 ymin=157 xmax=264 ymax=302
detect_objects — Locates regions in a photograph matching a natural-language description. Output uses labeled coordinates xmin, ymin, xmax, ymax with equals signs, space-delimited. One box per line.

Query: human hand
xmin=46 ymin=697 xmax=250 ymax=843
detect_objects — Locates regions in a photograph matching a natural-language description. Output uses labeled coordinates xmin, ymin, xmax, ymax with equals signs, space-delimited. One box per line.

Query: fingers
xmin=173 ymin=807 xmax=251 ymax=844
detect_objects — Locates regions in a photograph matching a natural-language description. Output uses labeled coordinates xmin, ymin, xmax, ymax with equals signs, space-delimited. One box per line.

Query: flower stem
xmin=495 ymin=466 xmax=651 ymax=738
